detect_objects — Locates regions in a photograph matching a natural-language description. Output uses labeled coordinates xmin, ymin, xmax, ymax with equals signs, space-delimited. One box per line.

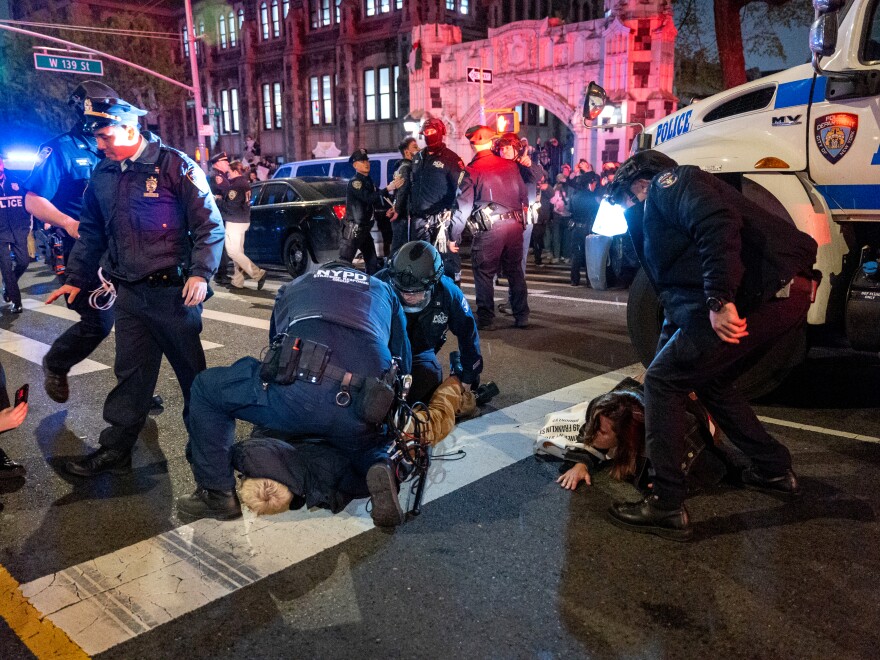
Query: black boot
xmin=42 ymin=357 xmax=69 ymax=403
xmin=176 ymin=487 xmax=242 ymax=520
xmin=607 ymin=496 xmax=693 ymax=542
xmin=742 ymin=467 xmax=801 ymax=498
xmin=366 ymin=461 xmax=404 ymax=528
xmin=0 ymin=448 xmax=26 ymax=479
xmin=65 ymin=446 xmax=132 ymax=477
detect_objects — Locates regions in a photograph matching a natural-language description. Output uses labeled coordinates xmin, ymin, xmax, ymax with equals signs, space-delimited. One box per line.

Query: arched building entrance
xmin=408 ymin=0 xmax=677 ymax=169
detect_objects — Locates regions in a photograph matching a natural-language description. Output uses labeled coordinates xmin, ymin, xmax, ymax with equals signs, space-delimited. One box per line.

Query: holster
xmin=342 ymin=222 xmax=364 ymax=241
xmin=355 ymin=360 xmax=399 ymax=424
xmin=260 ymin=335 xmax=332 ymax=387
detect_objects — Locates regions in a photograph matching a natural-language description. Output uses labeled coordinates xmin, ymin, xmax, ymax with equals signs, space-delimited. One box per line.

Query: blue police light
xmin=3 ymin=149 xmax=39 ymax=171
xmin=592 ymin=199 xmax=628 ymax=237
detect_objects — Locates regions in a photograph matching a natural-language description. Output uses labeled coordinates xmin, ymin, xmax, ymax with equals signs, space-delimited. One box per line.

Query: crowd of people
xmin=0 ymin=79 xmax=821 ymax=542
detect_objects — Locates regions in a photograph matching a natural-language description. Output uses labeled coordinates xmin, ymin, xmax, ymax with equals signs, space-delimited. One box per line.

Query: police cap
xmin=465 ymin=125 xmax=495 ymax=146
xmin=81 ymin=93 xmax=148 ymax=134
xmin=607 ymin=150 xmax=678 ymax=205
xmin=349 ymin=148 xmax=369 ymax=164
xmin=69 ymin=80 xmax=120 ymax=115
xmin=209 ymin=151 xmax=229 ymax=165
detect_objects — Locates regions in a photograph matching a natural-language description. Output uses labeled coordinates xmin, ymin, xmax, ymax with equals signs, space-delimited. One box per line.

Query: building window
xmin=538 ymin=105 xmax=547 ymax=125
xmin=230 ymin=88 xmax=240 ymax=132
xmin=459 ymin=0 xmax=468 ymax=13
xmin=322 ymin=75 xmax=333 ymax=124
xmin=310 ymin=75 xmax=333 ymax=124
xmin=182 ymin=26 xmax=189 ymax=57
xmin=262 ymin=83 xmax=272 ymax=129
xmin=336 ymin=0 xmax=342 ymax=23
xmin=271 ymin=0 xmax=281 ymax=38
xmin=379 ymin=67 xmax=391 ymax=119
xmin=310 ymin=77 xmax=321 ymax=125
xmin=283 ymin=0 xmax=289 ymax=17
xmin=197 ymin=19 xmax=204 ymax=54
xmin=312 ymin=0 xmax=331 ymax=28
xmin=219 ymin=15 xmax=227 ymax=48
xmin=364 ymin=69 xmax=376 ymax=121
xmin=273 ymin=82 xmax=283 ymax=128
xmin=633 ymin=62 xmax=651 ymax=88
xmin=238 ymin=8 xmax=244 ymax=29
xmin=228 ymin=12 xmax=237 ymax=47
xmin=392 ymin=65 xmax=399 ymax=119
xmin=260 ymin=3 xmax=269 ymax=40
xmin=220 ymin=90 xmax=230 ymax=133
xmin=365 ymin=0 xmax=392 ymax=17
xmin=446 ymin=0 xmax=454 ymax=9
xmin=446 ymin=0 xmax=467 ymax=12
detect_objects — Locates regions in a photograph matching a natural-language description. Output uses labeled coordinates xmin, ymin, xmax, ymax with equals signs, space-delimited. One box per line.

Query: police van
xmin=589 ymin=0 xmax=880 ymax=396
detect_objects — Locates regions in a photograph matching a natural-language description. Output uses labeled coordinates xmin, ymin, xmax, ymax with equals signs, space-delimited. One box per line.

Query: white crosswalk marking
xmin=20 ymin=365 xmax=643 ymax=655
xmin=201 ymin=309 xmax=270 ymax=330
xmin=0 ymin=329 xmax=107 ymax=375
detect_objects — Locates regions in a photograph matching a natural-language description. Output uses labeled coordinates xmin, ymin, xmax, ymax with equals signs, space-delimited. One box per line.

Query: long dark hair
xmin=579 ymin=390 xmax=645 ymax=480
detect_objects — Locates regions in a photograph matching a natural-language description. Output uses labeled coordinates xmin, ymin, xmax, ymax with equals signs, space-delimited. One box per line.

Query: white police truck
xmin=590 ymin=0 xmax=880 ymax=397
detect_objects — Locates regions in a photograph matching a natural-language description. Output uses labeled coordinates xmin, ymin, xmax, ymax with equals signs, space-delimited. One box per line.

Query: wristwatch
xmin=706 ymin=296 xmax=727 ymax=313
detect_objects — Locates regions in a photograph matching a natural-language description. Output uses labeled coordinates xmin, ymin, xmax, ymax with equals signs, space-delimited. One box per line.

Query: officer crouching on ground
xmin=375 ymin=240 xmax=482 ymax=404
xmin=605 ymin=150 xmax=818 ymax=541
xmin=46 ymin=91 xmax=225 ymax=477
xmin=339 ymin=148 xmax=400 ymax=274
xmin=176 ymin=260 xmax=412 ymax=526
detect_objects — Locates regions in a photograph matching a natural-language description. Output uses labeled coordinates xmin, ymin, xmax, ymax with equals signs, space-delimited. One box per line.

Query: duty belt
xmin=492 ymin=211 xmax=524 ymax=223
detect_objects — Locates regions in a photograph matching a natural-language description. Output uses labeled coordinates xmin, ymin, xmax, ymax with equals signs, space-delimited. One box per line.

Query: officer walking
xmin=462 ymin=125 xmax=530 ymax=331
xmin=376 ymin=240 xmax=482 ymax=404
xmin=339 ymin=148 xmax=398 ymax=275
xmin=408 ymin=118 xmax=473 ymax=284
xmin=0 ymin=154 xmax=31 ymax=313
xmin=46 ymin=90 xmax=225 ymax=478
xmin=208 ymin=152 xmax=233 ymax=286
xmin=219 ymin=157 xmax=266 ymax=289
xmin=605 ymin=150 xmax=818 ymax=541
xmin=176 ymin=260 xmax=411 ymax=526
xmin=25 ymin=81 xmax=115 ymax=402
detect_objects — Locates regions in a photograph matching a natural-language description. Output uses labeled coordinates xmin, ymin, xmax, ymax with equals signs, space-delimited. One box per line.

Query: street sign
xmin=467 ymin=67 xmax=492 ymax=84
xmin=34 ymin=53 xmax=103 ymax=76
xmin=198 ymin=124 xmax=214 ymax=137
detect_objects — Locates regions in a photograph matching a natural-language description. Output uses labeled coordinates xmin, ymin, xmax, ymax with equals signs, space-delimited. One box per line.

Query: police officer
xmin=0 ymin=154 xmax=31 ymax=313
xmin=176 ymin=260 xmax=411 ymax=526
xmin=462 ymin=125 xmax=530 ymax=331
xmin=605 ymin=150 xmax=818 ymax=541
xmin=339 ymin=148 xmax=397 ymax=275
xmin=208 ymin=152 xmax=233 ymax=286
xmin=46 ymin=90 xmax=225 ymax=478
xmin=376 ymin=240 xmax=482 ymax=404
xmin=388 ymin=137 xmax=419 ymax=255
xmin=25 ymin=81 xmax=115 ymax=402
xmin=408 ymin=117 xmax=473 ymax=284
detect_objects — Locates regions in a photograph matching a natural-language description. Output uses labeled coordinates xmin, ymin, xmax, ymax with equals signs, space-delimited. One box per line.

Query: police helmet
xmin=68 ymin=81 xmax=121 ymax=115
xmin=607 ymin=150 xmax=678 ymax=205
xmin=420 ymin=117 xmax=446 ymax=146
xmin=389 ymin=241 xmax=443 ymax=312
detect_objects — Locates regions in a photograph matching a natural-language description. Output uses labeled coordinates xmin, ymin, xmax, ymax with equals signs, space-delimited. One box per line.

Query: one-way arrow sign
xmin=467 ymin=67 xmax=493 ymax=84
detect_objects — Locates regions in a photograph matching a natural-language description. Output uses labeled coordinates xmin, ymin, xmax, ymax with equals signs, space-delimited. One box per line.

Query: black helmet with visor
xmin=389 ymin=241 xmax=443 ymax=312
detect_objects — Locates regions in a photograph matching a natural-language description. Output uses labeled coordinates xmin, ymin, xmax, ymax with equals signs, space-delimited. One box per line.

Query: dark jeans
xmin=187 ymin=356 xmax=385 ymax=491
xmin=44 ymin=280 xmax=115 ymax=375
xmin=408 ymin=349 xmax=443 ymax=405
xmin=532 ymin=223 xmax=547 ymax=264
xmin=471 ymin=220 xmax=529 ymax=324
xmin=0 ymin=240 xmax=29 ymax=306
xmin=569 ymin=227 xmax=589 ymax=285
xmin=644 ymin=279 xmax=812 ymax=505
xmin=339 ymin=223 xmax=378 ymax=274
xmin=390 ymin=217 xmax=410 ymax=256
xmin=98 ymin=281 xmax=206 ymax=452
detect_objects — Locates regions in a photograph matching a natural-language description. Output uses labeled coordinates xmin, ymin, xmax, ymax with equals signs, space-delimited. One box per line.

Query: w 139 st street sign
xmin=34 ymin=53 xmax=104 ymax=76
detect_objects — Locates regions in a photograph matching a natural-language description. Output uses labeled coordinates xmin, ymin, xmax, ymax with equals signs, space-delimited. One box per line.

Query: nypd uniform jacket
xmin=0 ymin=174 xmax=30 ymax=244
xmin=209 ymin=167 xmax=230 ymax=211
xmin=24 ymin=127 xmax=99 ymax=226
xmin=633 ymin=165 xmax=817 ymax=347
xmin=465 ymin=150 xmax=529 ymax=214
xmin=375 ymin=270 xmax=482 ymax=385
xmin=344 ymin=171 xmax=384 ymax=226
xmin=64 ymin=131 xmax=225 ymax=289
xmin=222 ymin=176 xmax=251 ymax=223
xmin=410 ymin=145 xmax=473 ymax=242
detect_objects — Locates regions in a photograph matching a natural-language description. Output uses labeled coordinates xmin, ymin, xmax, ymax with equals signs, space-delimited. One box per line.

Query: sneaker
xmin=177 ymin=487 xmax=242 ymax=520
xmin=497 ymin=303 xmax=512 ymax=316
xmin=42 ymin=357 xmax=69 ymax=403
xmin=366 ymin=461 xmax=405 ymax=528
xmin=10 ymin=304 xmax=23 ymax=314
xmin=256 ymin=270 xmax=268 ymax=291
xmin=0 ymin=448 xmax=26 ymax=479
xmin=65 ymin=446 xmax=132 ymax=477
xmin=742 ymin=467 xmax=801 ymax=499
xmin=607 ymin=496 xmax=693 ymax=542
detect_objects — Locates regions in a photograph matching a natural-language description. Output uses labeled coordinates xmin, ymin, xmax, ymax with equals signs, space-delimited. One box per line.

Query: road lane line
xmin=758 ymin=416 xmax=880 ymax=445
xmin=0 ymin=564 xmax=90 ymax=659
xmin=19 ymin=363 xmax=643 ymax=655
xmin=0 ymin=329 xmax=107 ymax=376
xmin=22 ymin=299 xmax=223 ymax=351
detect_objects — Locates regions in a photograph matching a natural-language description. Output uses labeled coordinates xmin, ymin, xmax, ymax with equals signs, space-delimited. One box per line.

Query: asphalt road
xmin=0 ymin=257 xmax=878 ymax=659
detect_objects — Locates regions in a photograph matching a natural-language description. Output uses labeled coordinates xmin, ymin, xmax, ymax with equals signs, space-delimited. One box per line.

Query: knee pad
xmin=239 ymin=477 xmax=293 ymax=515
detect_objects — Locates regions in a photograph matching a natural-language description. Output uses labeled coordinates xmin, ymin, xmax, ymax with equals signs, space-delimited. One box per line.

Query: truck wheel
xmin=625 ymin=268 xmax=807 ymax=400
xmin=283 ymin=231 xmax=310 ymax=278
